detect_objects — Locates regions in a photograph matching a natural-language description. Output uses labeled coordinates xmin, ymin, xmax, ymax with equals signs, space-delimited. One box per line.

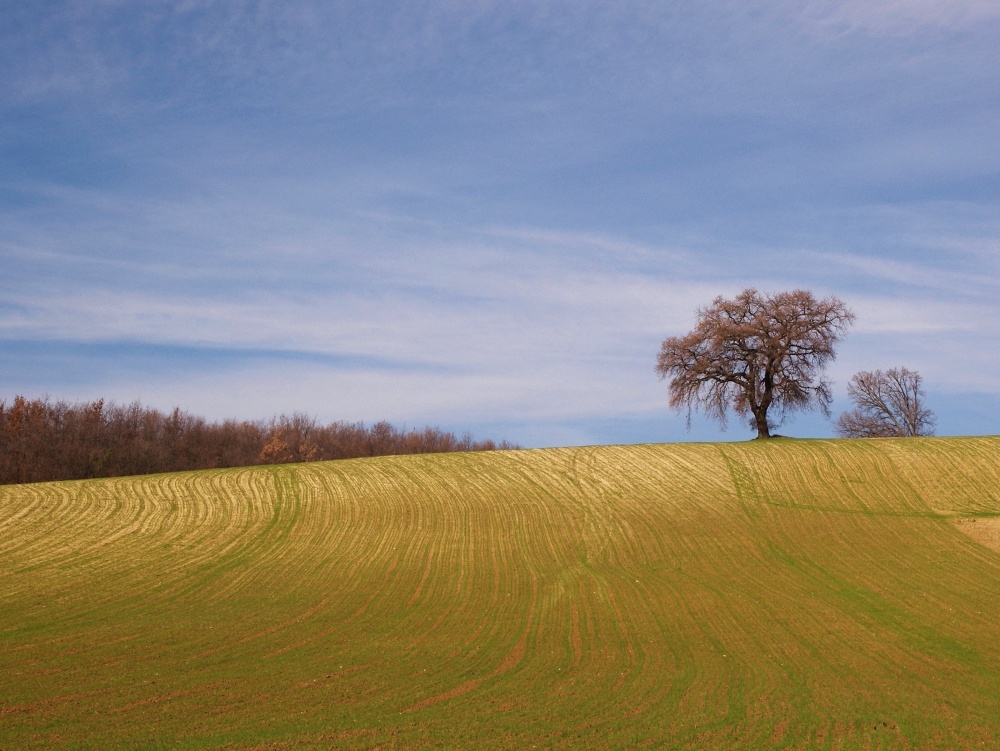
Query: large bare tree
xmin=835 ymin=367 xmax=935 ymax=438
xmin=656 ymin=289 xmax=854 ymax=439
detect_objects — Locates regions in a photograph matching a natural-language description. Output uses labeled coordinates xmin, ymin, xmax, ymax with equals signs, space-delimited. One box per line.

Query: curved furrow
xmin=1 ymin=439 xmax=999 ymax=750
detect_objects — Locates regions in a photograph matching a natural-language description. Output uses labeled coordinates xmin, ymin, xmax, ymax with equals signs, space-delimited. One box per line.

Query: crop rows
xmin=1 ymin=438 xmax=999 ymax=749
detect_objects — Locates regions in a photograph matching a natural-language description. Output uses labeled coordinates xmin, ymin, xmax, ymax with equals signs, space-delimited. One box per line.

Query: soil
xmin=952 ymin=517 xmax=1000 ymax=553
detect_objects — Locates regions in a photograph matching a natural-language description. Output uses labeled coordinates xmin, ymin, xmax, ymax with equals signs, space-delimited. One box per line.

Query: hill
xmin=1 ymin=438 xmax=999 ymax=749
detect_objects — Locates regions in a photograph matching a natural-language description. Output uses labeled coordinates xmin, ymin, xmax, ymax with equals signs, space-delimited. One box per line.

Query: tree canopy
xmin=656 ymin=288 xmax=855 ymax=439
xmin=0 ymin=396 xmax=516 ymax=485
xmin=835 ymin=367 xmax=935 ymax=438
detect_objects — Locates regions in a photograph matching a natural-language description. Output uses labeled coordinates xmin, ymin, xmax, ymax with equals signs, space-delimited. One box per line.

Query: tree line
xmin=0 ymin=396 xmax=517 ymax=485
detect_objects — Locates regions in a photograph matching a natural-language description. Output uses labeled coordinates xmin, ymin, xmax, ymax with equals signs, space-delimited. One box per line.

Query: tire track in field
xmin=706 ymin=441 xmax=1000 ymax=745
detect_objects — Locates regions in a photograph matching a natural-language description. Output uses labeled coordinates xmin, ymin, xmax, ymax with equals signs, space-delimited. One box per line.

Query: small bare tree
xmin=835 ymin=367 xmax=935 ymax=438
xmin=656 ymin=288 xmax=855 ymax=439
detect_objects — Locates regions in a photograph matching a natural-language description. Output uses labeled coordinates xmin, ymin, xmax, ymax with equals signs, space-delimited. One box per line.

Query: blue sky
xmin=3 ymin=1 xmax=999 ymax=447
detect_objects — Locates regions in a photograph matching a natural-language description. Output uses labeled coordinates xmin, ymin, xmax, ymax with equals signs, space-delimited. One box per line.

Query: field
xmin=2 ymin=438 xmax=999 ymax=750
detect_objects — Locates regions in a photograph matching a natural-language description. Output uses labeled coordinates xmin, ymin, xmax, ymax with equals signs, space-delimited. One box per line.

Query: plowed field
xmin=2 ymin=438 xmax=999 ymax=749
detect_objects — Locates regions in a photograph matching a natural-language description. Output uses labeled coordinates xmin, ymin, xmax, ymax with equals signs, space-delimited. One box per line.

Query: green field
xmin=2 ymin=438 xmax=999 ymax=749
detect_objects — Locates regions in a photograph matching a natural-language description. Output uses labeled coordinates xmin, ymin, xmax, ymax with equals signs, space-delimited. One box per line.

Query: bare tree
xmin=835 ymin=367 xmax=935 ymax=438
xmin=656 ymin=289 xmax=855 ymax=439
xmin=0 ymin=395 xmax=518 ymax=484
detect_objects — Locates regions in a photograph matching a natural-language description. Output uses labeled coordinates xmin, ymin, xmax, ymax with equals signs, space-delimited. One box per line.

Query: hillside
xmin=1 ymin=438 xmax=999 ymax=749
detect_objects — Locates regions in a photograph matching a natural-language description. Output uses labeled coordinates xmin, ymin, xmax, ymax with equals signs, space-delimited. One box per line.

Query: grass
xmin=1 ymin=437 xmax=999 ymax=749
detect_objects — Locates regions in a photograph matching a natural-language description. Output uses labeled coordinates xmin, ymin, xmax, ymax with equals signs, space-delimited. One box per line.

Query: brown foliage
xmin=0 ymin=396 xmax=517 ymax=485
xmin=835 ymin=367 xmax=935 ymax=438
xmin=656 ymin=289 xmax=854 ymax=439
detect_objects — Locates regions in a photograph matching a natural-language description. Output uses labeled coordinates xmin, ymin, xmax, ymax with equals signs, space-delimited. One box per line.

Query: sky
xmin=2 ymin=0 xmax=999 ymax=447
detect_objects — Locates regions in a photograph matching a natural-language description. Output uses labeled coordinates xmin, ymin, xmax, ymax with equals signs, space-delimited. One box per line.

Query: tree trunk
xmin=753 ymin=408 xmax=771 ymax=439
xmin=754 ymin=377 xmax=774 ymax=439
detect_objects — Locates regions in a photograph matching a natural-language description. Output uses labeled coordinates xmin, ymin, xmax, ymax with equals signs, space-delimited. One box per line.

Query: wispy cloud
xmin=804 ymin=250 xmax=1000 ymax=301
xmin=798 ymin=0 xmax=1000 ymax=36
xmin=3 ymin=1 xmax=998 ymax=444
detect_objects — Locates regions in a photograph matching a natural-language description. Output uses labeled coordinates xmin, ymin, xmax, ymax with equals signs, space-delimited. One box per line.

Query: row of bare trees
xmin=0 ymin=396 xmax=517 ymax=485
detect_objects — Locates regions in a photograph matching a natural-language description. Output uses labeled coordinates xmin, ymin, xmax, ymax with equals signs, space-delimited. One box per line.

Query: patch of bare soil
xmin=952 ymin=517 xmax=1000 ymax=553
